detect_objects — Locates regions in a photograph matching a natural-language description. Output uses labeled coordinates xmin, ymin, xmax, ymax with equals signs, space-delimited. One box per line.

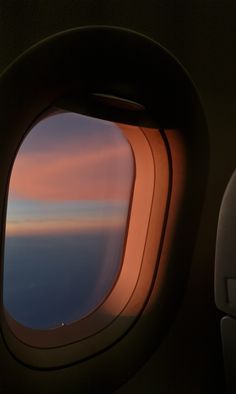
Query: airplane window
xmin=3 ymin=111 xmax=134 ymax=330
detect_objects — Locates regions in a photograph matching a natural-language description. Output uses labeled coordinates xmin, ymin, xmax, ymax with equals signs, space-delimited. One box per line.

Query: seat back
xmin=215 ymin=169 xmax=236 ymax=392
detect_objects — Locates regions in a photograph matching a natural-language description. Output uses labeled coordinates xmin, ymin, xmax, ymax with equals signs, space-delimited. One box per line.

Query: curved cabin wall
xmin=0 ymin=3 xmax=232 ymax=391
xmin=0 ymin=26 xmax=208 ymax=391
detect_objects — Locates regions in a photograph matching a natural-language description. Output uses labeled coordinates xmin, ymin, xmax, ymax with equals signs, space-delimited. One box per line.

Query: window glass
xmin=3 ymin=112 xmax=134 ymax=330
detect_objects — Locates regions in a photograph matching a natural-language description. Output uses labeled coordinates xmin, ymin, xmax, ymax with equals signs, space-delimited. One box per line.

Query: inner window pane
xmin=3 ymin=111 xmax=134 ymax=330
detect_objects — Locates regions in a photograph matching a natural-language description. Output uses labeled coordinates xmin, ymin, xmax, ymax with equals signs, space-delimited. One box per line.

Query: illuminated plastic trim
xmin=1 ymin=119 xmax=180 ymax=368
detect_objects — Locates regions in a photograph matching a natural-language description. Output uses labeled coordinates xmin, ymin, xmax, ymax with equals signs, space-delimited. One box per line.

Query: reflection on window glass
xmin=4 ymin=112 xmax=134 ymax=330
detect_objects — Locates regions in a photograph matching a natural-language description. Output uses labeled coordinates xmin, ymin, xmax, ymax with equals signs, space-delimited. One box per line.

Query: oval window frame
xmin=0 ymin=26 xmax=208 ymax=373
xmin=2 ymin=109 xmax=172 ymax=367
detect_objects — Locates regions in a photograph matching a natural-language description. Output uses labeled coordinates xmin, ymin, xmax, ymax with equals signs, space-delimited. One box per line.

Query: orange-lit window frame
xmin=2 ymin=118 xmax=185 ymax=368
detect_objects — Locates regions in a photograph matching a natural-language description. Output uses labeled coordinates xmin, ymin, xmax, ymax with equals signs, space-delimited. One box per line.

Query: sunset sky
xmin=4 ymin=112 xmax=134 ymax=328
xmin=6 ymin=112 xmax=134 ymax=236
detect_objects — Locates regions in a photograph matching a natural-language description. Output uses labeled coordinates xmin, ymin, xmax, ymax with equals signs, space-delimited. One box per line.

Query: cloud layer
xmin=7 ymin=112 xmax=134 ymax=235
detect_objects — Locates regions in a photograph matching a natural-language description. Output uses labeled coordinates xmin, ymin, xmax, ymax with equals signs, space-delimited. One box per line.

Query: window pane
xmin=3 ymin=112 xmax=134 ymax=330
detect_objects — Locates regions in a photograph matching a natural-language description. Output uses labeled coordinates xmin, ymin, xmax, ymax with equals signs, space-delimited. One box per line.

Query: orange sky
xmin=6 ymin=215 xmax=126 ymax=236
xmin=10 ymin=143 xmax=132 ymax=201
xmin=6 ymin=112 xmax=134 ymax=236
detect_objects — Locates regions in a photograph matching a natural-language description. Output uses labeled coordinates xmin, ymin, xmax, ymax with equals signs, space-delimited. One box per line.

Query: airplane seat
xmin=215 ymin=169 xmax=236 ymax=392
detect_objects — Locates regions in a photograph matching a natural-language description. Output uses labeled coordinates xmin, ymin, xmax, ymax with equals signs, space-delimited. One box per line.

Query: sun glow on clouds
xmin=7 ymin=112 xmax=134 ymax=236
xmin=6 ymin=200 xmax=129 ymax=236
